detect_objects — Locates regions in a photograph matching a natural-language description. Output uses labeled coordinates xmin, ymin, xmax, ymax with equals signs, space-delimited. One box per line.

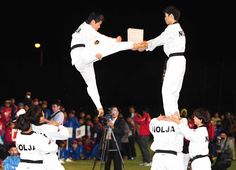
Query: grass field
xmin=63 ymin=159 xmax=236 ymax=170
xmin=1 ymin=144 xmax=235 ymax=170
xmin=62 ymin=143 xmax=236 ymax=170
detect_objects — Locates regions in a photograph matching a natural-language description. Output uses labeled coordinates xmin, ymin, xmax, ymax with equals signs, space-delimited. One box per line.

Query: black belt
xmin=169 ymin=52 xmax=184 ymax=57
xmin=162 ymin=52 xmax=185 ymax=82
xmin=71 ymin=44 xmax=85 ymax=51
xmin=190 ymin=154 xmax=208 ymax=162
xmin=155 ymin=149 xmax=177 ymax=155
xmin=20 ymin=159 xmax=43 ymax=164
xmin=187 ymin=155 xmax=208 ymax=170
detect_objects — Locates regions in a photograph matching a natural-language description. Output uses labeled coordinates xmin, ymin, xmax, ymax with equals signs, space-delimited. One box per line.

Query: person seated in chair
xmin=212 ymin=130 xmax=233 ymax=170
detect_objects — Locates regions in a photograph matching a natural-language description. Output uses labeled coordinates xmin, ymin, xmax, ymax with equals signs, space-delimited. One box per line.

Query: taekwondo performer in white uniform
xmin=26 ymin=105 xmax=69 ymax=170
xmin=168 ymin=108 xmax=211 ymax=170
xmin=15 ymin=113 xmax=58 ymax=170
xmin=176 ymin=116 xmax=188 ymax=170
xmin=149 ymin=113 xmax=182 ymax=170
xmin=140 ymin=5 xmax=186 ymax=117
xmin=70 ymin=12 xmax=146 ymax=117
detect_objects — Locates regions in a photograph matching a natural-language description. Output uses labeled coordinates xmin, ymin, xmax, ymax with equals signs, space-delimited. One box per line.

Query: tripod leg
xmin=110 ymin=128 xmax=126 ymax=170
xmin=103 ymin=137 xmax=111 ymax=170
xmin=92 ymin=156 xmax=97 ymax=170
xmin=101 ymin=127 xmax=111 ymax=170
xmin=92 ymin=127 xmax=107 ymax=170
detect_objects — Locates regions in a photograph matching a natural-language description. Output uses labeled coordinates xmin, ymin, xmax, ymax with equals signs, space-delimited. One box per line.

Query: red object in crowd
xmin=184 ymin=118 xmax=196 ymax=143
xmin=84 ymin=140 xmax=93 ymax=152
xmin=207 ymin=121 xmax=215 ymax=142
xmin=4 ymin=126 xmax=14 ymax=144
xmin=0 ymin=107 xmax=12 ymax=124
xmin=134 ymin=112 xmax=151 ymax=136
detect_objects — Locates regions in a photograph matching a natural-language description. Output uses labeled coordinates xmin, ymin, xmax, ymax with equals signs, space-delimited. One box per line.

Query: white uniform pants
xmin=177 ymin=152 xmax=185 ymax=170
xmin=73 ymin=41 xmax=133 ymax=109
xmin=16 ymin=162 xmax=46 ymax=170
xmin=162 ymin=56 xmax=186 ymax=116
xmin=43 ymin=153 xmax=65 ymax=170
xmin=183 ymin=153 xmax=190 ymax=170
xmin=191 ymin=157 xmax=211 ymax=170
xmin=151 ymin=153 xmax=180 ymax=170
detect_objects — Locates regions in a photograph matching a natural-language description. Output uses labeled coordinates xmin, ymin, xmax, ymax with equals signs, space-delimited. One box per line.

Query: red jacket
xmin=207 ymin=121 xmax=215 ymax=142
xmin=0 ymin=107 xmax=12 ymax=124
xmin=4 ymin=127 xmax=14 ymax=144
xmin=134 ymin=112 xmax=151 ymax=136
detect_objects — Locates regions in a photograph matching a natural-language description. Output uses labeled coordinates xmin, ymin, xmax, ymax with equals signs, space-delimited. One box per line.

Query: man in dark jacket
xmin=104 ymin=106 xmax=125 ymax=170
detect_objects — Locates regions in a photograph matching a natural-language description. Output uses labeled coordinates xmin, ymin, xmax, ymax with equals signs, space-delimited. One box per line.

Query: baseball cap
xmin=16 ymin=109 xmax=26 ymax=117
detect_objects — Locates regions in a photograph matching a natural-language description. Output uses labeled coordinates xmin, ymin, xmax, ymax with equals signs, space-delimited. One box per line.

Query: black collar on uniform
xmin=199 ymin=125 xmax=206 ymax=128
xmin=21 ymin=131 xmax=35 ymax=135
xmin=34 ymin=122 xmax=48 ymax=126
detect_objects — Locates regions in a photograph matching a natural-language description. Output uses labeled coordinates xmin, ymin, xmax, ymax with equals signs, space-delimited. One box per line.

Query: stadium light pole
xmin=34 ymin=43 xmax=43 ymax=67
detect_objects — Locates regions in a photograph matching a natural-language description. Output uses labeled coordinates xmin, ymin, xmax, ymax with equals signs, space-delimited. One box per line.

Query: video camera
xmin=99 ymin=113 xmax=112 ymax=126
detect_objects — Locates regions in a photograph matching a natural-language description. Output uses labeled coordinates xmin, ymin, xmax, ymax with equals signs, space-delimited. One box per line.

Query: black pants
xmin=121 ymin=142 xmax=131 ymax=159
xmin=212 ymin=160 xmax=231 ymax=170
xmin=128 ymin=136 xmax=136 ymax=158
xmin=136 ymin=135 xmax=151 ymax=163
xmin=105 ymin=151 xmax=122 ymax=170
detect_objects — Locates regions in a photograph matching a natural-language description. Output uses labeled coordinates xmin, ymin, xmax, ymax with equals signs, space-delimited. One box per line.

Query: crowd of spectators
xmin=0 ymin=91 xmax=236 ymax=169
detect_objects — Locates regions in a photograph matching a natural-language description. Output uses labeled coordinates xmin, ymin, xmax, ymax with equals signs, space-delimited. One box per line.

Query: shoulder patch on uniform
xmin=94 ymin=40 xmax=100 ymax=44
xmin=205 ymin=136 xmax=209 ymax=142
xmin=179 ymin=31 xmax=185 ymax=37
xmin=36 ymin=131 xmax=48 ymax=138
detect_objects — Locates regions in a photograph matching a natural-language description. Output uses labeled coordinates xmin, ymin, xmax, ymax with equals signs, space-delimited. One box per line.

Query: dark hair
xmin=68 ymin=109 xmax=76 ymax=114
xmin=163 ymin=5 xmax=181 ymax=21
xmin=25 ymin=105 xmax=43 ymax=125
xmin=193 ymin=108 xmax=211 ymax=125
xmin=220 ymin=130 xmax=228 ymax=136
xmin=142 ymin=107 xmax=150 ymax=113
xmin=111 ymin=105 xmax=120 ymax=111
xmin=51 ymin=99 xmax=61 ymax=106
xmin=85 ymin=12 xmax=104 ymax=24
xmin=7 ymin=143 xmax=16 ymax=151
xmin=16 ymin=114 xmax=30 ymax=131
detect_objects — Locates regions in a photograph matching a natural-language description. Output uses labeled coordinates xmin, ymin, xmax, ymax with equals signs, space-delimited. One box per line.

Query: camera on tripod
xmin=100 ymin=113 xmax=112 ymax=126
xmin=92 ymin=106 xmax=126 ymax=170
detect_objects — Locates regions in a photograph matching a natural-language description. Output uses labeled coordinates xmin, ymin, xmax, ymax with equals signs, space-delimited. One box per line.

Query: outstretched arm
xmin=147 ymin=31 xmax=166 ymax=51
xmin=133 ymin=41 xmax=148 ymax=52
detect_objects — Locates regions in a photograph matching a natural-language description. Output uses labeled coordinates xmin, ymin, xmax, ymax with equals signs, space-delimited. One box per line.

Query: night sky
xmin=1 ymin=1 xmax=235 ymax=116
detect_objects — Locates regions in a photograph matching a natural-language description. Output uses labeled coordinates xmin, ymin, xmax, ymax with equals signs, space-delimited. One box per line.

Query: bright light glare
xmin=34 ymin=43 xmax=41 ymax=48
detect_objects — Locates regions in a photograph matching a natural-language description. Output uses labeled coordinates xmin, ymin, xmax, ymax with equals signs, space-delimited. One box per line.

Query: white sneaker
xmin=143 ymin=162 xmax=152 ymax=166
xmin=60 ymin=159 xmax=65 ymax=164
xmin=139 ymin=162 xmax=144 ymax=166
xmin=66 ymin=158 xmax=73 ymax=162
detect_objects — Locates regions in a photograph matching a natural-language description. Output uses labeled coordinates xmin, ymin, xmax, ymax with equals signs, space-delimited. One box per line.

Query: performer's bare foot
xmin=116 ymin=35 xmax=122 ymax=42
xmin=97 ymin=108 xmax=104 ymax=117
xmin=96 ymin=53 xmax=103 ymax=60
xmin=173 ymin=111 xmax=180 ymax=118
